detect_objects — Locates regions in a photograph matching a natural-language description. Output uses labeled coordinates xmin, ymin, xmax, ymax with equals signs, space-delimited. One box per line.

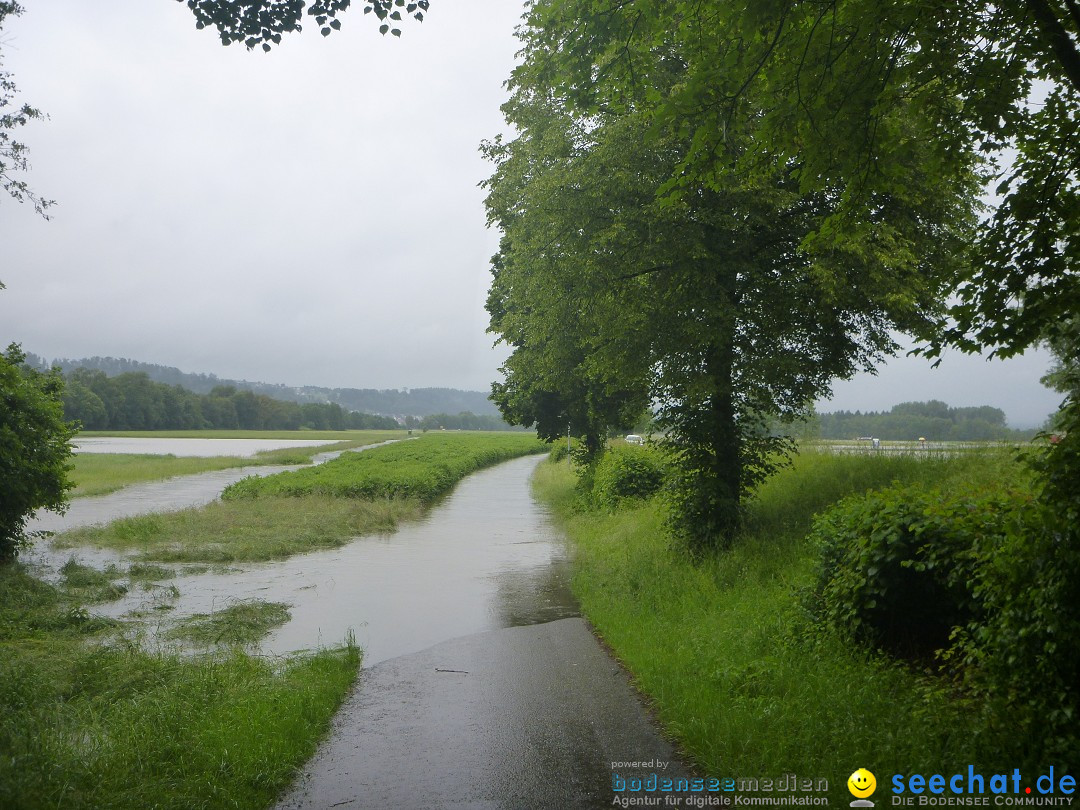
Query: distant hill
xmin=24 ymin=354 xmax=500 ymax=418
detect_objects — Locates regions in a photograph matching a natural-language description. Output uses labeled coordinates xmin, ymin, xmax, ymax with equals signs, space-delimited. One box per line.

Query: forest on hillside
xmin=23 ymin=354 xmax=500 ymax=418
xmin=60 ymin=369 xmax=399 ymax=431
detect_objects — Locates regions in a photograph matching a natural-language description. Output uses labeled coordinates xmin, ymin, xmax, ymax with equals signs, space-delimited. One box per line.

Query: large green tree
xmin=526 ymin=0 xmax=1078 ymax=372
xmin=484 ymin=23 xmax=976 ymax=548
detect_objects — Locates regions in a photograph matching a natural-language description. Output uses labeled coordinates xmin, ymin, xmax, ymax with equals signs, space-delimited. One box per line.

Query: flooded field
xmin=25 ymin=453 xmax=577 ymax=665
xmin=73 ymin=436 xmax=341 ymax=457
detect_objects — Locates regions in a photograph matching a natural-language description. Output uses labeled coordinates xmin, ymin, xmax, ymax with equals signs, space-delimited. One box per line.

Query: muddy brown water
xmin=25 ymin=453 xmax=579 ymax=662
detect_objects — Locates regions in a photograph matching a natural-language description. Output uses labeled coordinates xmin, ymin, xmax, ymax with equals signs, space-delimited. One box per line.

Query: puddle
xmin=25 ymin=453 xmax=578 ymax=665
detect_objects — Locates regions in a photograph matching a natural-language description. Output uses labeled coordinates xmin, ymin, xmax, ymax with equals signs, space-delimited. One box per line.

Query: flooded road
xmin=278 ymin=619 xmax=690 ymax=810
xmin=28 ymin=447 xmax=685 ymax=806
xmin=28 ymin=453 xmax=578 ymax=662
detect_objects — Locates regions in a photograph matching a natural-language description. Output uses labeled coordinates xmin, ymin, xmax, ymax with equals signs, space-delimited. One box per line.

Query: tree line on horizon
xmin=54 ymin=365 xmax=525 ymax=433
xmin=60 ymin=368 xmax=400 ymax=432
xmin=23 ymin=353 xmax=501 ymax=418
xmin=807 ymin=400 xmax=1040 ymax=442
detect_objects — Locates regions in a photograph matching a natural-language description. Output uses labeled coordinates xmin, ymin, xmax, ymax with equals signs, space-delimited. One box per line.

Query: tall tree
xmin=518 ymin=0 xmax=1080 ymax=550
xmin=484 ymin=21 xmax=976 ymax=548
xmin=527 ymin=0 xmax=1077 ymax=371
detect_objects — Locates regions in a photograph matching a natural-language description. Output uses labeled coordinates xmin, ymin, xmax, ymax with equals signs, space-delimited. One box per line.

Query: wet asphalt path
xmin=276 ymin=618 xmax=690 ymax=809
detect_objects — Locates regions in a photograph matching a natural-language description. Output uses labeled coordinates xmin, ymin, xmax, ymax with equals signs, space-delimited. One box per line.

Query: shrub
xmin=809 ymin=481 xmax=1080 ymax=763
xmin=547 ymin=438 xmax=574 ymax=464
xmin=591 ymin=445 xmax=667 ymax=509
xmin=0 ymin=345 xmax=76 ymax=559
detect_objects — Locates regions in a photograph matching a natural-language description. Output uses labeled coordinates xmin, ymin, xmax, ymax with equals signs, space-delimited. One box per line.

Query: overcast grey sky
xmin=0 ymin=1 xmax=1061 ymax=427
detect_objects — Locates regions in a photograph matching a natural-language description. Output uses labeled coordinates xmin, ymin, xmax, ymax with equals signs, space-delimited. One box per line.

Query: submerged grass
xmin=535 ymin=448 xmax=1033 ymax=798
xmin=69 ymin=430 xmax=403 ymax=498
xmin=53 ymin=495 xmax=425 ymax=563
xmin=59 ymin=558 xmax=128 ymax=603
xmin=0 ymin=562 xmax=360 ymax=809
xmin=126 ymin=562 xmax=176 ymax=581
xmin=168 ymin=599 xmax=292 ymax=647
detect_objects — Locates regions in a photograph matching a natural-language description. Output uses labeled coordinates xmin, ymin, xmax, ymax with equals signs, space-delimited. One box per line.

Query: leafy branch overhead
xmin=179 ymin=0 xmax=429 ymax=48
xmin=0 ymin=2 xmax=53 ymax=219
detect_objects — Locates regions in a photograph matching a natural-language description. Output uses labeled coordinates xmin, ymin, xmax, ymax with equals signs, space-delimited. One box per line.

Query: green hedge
xmin=808 ymin=482 xmax=1080 ymax=763
xmin=222 ymin=432 xmax=547 ymax=503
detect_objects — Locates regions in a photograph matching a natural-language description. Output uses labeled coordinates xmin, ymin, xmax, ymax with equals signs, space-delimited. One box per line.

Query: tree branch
xmin=1023 ymin=0 xmax=1080 ymax=93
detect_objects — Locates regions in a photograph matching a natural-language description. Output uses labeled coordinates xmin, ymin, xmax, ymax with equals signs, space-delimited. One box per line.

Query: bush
xmin=547 ymin=438 xmax=574 ymax=464
xmin=590 ymin=445 xmax=667 ymax=509
xmin=0 ymin=344 xmax=76 ymax=559
xmin=809 ymin=481 xmax=1079 ymax=763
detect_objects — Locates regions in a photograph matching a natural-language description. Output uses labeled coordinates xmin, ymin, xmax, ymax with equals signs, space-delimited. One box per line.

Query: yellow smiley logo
xmin=848 ymin=768 xmax=877 ymax=798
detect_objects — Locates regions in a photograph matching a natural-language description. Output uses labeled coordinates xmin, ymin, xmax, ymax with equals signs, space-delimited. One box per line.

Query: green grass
xmin=168 ymin=599 xmax=292 ymax=647
xmin=223 ymin=431 xmax=548 ymax=502
xmin=534 ymin=448 xmax=1033 ymax=798
xmin=0 ymin=562 xmax=360 ymax=809
xmin=52 ymin=495 xmax=426 ymax=563
xmin=69 ymin=430 xmax=404 ymax=498
xmin=71 ymin=453 xmax=267 ymax=497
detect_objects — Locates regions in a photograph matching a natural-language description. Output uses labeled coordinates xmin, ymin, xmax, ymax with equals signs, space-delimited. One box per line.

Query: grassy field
xmin=534 ymin=448 xmax=1036 ymax=800
xmin=222 ymin=431 xmax=548 ymax=502
xmin=69 ymin=430 xmax=405 ymax=497
xmin=0 ymin=562 xmax=359 ymax=810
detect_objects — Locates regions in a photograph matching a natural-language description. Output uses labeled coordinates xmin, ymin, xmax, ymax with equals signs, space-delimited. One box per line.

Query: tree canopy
xmin=524 ymin=0 xmax=1078 ymax=362
xmin=483 ymin=2 xmax=978 ymax=548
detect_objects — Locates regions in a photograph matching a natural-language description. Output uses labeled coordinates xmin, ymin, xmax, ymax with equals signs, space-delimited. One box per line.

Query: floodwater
xmin=27 ymin=443 xmax=383 ymax=534
xmin=27 ymin=453 xmax=578 ymax=665
xmin=73 ymin=436 xmax=343 ymax=457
